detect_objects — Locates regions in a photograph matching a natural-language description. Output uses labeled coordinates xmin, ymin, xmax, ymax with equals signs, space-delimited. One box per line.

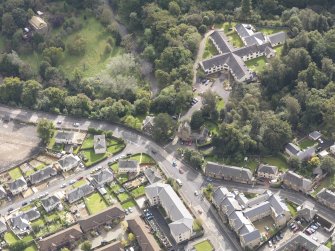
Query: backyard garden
xmin=84 ymin=192 xmax=108 ymax=214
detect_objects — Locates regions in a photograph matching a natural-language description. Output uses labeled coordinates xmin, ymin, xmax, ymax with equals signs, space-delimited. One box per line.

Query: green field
xmin=21 ymin=16 xmax=123 ymax=78
xmin=299 ymin=138 xmax=316 ymax=149
xmin=194 ymin=240 xmax=214 ymax=251
xmin=81 ymin=134 xmax=94 ymax=149
xmin=262 ymin=155 xmax=288 ymax=171
xmin=226 ymin=31 xmax=244 ymax=48
xmin=84 ymin=192 xmax=108 ymax=215
xmin=220 ymin=22 xmax=237 ymax=33
xmin=245 ymin=56 xmax=267 ymax=73
xmin=130 ymin=186 xmax=145 ymax=198
xmin=4 ymin=232 xmax=19 ymax=245
xmin=72 ymin=179 xmax=87 ymax=188
xmin=8 ymin=167 xmax=23 ymax=180
xmin=203 ymin=38 xmax=218 ymax=59
xmin=121 ymin=200 xmax=136 ymax=209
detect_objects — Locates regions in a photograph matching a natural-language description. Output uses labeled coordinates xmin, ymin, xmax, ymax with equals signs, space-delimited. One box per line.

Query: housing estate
xmin=205 ymin=162 xmax=254 ymax=184
xmin=145 ymin=183 xmax=194 ymax=243
xmin=257 ymin=164 xmax=278 ymax=180
xmin=200 ymin=24 xmax=286 ymax=82
xmin=285 ymin=142 xmax=316 ymax=160
xmin=94 ymin=135 xmax=106 ymax=154
xmin=316 ymin=188 xmax=335 ymax=210
xmin=10 ymin=207 xmax=41 ymax=235
xmin=90 ymin=168 xmax=114 ymax=188
xmin=213 ymin=188 xmax=290 ymax=249
xmin=282 ymin=170 xmax=313 ymax=193
xmin=78 ymin=206 xmax=125 ymax=233
xmin=41 ymin=195 xmax=61 ymax=213
xmin=66 ymin=184 xmax=95 ymax=203
xmin=56 ymin=154 xmax=80 ymax=172
xmin=127 ymin=217 xmax=161 ymax=251
xmin=38 ymin=224 xmax=83 ymax=251
xmin=28 ymin=165 xmax=57 ymax=184
xmin=118 ymin=159 xmax=139 ymax=174
xmin=8 ymin=177 xmax=28 ymax=195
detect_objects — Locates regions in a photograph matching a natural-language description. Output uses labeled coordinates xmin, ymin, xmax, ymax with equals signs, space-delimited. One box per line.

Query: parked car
xmin=194 ymin=191 xmax=199 ymax=196
xmin=69 ymin=179 xmax=76 ymax=185
xmin=77 ymin=176 xmax=83 ymax=180
xmin=265 ymin=226 xmax=270 ymax=231
xmin=56 ymin=120 xmax=62 ymax=125
xmin=73 ymin=122 xmax=80 ymax=127
xmin=61 ymin=183 xmax=66 ymax=188
xmin=268 ymin=240 xmax=273 ymax=247
xmin=22 ymin=202 xmax=28 ymax=206
xmin=206 ymin=177 xmax=213 ymax=182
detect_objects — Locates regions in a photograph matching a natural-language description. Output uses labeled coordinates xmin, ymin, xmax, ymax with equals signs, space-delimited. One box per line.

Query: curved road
xmin=1 ymin=105 xmax=334 ymax=250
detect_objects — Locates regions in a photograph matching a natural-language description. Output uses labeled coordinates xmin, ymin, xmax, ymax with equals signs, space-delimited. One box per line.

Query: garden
xmin=84 ymin=192 xmax=108 ymax=215
xmin=194 ymin=239 xmax=214 ymax=251
xmin=130 ymin=186 xmax=145 ymax=198
xmin=8 ymin=167 xmax=23 ymax=180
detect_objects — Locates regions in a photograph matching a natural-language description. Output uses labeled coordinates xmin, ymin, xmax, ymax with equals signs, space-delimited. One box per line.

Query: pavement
xmin=1 ymin=105 xmax=335 ymax=251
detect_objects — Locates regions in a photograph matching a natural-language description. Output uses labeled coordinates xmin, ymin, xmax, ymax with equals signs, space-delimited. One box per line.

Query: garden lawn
xmin=216 ymin=98 xmax=224 ymax=112
xmin=110 ymin=183 xmax=121 ymax=193
xmin=245 ymin=56 xmax=267 ymax=73
xmin=127 ymin=153 xmax=156 ymax=164
xmin=313 ymin=174 xmax=335 ymax=195
xmin=192 ymin=221 xmax=202 ymax=232
xmin=194 ymin=240 xmax=214 ymax=251
xmin=117 ymin=174 xmax=128 ymax=184
xmin=258 ymin=28 xmax=286 ymax=35
xmin=286 ymin=201 xmax=298 ymax=217
xmin=4 ymin=232 xmax=19 ymax=245
xmin=8 ymin=167 xmax=22 ymax=180
xmin=73 ymin=179 xmax=87 ymax=188
xmin=107 ymin=143 xmax=126 ymax=154
xmin=220 ymin=22 xmax=237 ymax=33
xmin=81 ymin=148 xmax=107 ymax=166
xmin=84 ymin=192 xmax=107 ymax=215
xmin=226 ymin=31 xmax=244 ymax=48
xmin=110 ymin=162 xmax=118 ymax=173
xmin=25 ymin=244 xmax=38 ymax=251
xmin=203 ymin=38 xmax=218 ymax=59
xmin=81 ymin=134 xmax=94 ymax=149
xmin=130 ymin=186 xmax=145 ymax=198
xmin=299 ymin=138 xmax=316 ymax=149
xmin=117 ymin=192 xmax=130 ymax=202
xmin=262 ymin=155 xmax=288 ymax=171
xmin=275 ymin=45 xmax=283 ymax=57
xmin=121 ymin=200 xmax=136 ymax=209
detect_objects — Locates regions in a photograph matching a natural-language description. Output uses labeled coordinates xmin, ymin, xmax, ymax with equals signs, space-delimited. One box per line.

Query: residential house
xmin=177 ymin=121 xmax=192 ymax=142
xmin=118 ymin=159 xmax=139 ymax=174
xmin=212 ymin=187 xmax=230 ymax=208
xmin=316 ymin=188 xmax=335 ymax=210
xmin=95 ymin=241 xmax=123 ymax=251
xmin=38 ymin=224 xmax=83 ymax=251
xmin=66 ymin=184 xmax=94 ymax=203
xmin=0 ymin=185 xmax=7 ymax=199
xmin=146 ymin=183 xmax=193 ymax=243
xmin=142 ymin=116 xmax=155 ymax=135
xmin=0 ymin=218 xmax=8 ymax=234
xmin=41 ymin=195 xmax=61 ymax=213
xmin=56 ymin=154 xmax=80 ymax=172
xmin=257 ymin=164 xmax=278 ymax=179
xmin=309 ymin=131 xmax=322 ymax=141
xmin=28 ymin=165 xmax=57 ymax=184
xmin=200 ymin=25 xmax=286 ymax=82
xmin=29 ymin=16 xmax=47 ymax=33
xmin=11 ymin=207 xmax=40 ymax=235
xmin=144 ymin=167 xmax=162 ymax=184
xmin=55 ymin=131 xmax=74 ymax=144
xmin=297 ymin=201 xmax=317 ymax=222
xmin=274 ymin=232 xmax=329 ymax=251
xmin=197 ymin=127 xmax=210 ymax=145
xmin=91 ymin=168 xmax=114 ymax=188
xmin=128 ymin=217 xmax=161 ymax=251
xmin=94 ymin=135 xmax=107 ymax=154
xmin=78 ymin=206 xmax=125 ymax=233
xmin=244 ymin=201 xmax=272 ymax=222
xmin=8 ymin=177 xmax=28 ymax=195
xmin=285 ymin=143 xmax=316 ymax=160
xmin=205 ymin=162 xmax=254 ymax=184
xmin=282 ymin=171 xmax=313 ymax=193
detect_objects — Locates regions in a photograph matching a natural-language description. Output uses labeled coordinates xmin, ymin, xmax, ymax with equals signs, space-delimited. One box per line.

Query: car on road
xmin=126 ymin=153 xmax=132 ymax=156
xmin=73 ymin=122 xmax=80 ymax=127
xmin=8 ymin=208 xmax=14 ymax=213
xmin=151 ymin=149 xmax=157 ymax=154
xmin=172 ymin=160 xmax=177 ymax=167
xmin=179 ymin=168 xmax=184 ymax=174
xmin=61 ymin=183 xmax=66 ymax=188
xmin=268 ymin=240 xmax=272 ymax=247
xmin=69 ymin=179 xmax=76 ymax=185
xmin=56 ymin=120 xmax=62 ymax=125
xmin=206 ymin=177 xmax=213 ymax=182
xmin=77 ymin=176 xmax=84 ymax=181
xmin=194 ymin=191 xmax=199 ymax=196
xmin=22 ymin=202 xmax=28 ymax=206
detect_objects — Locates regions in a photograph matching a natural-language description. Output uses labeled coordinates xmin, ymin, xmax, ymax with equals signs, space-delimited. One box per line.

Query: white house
xmin=94 ymin=135 xmax=106 ymax=154
xmin=145 ymin=183 xmax=193 ymax=243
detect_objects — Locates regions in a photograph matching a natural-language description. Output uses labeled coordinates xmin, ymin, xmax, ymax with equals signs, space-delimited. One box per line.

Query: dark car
xmin=22 ymin=202 xmax=28 ymax=206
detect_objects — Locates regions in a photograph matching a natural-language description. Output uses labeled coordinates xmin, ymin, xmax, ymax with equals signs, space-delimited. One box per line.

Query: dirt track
xmin=0 ymin=120 xmax=41 ymax=171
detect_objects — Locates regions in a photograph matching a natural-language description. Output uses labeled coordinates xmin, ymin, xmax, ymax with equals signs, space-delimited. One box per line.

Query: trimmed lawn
xmin=25 ymin=244 xmax=38 ymax=251
xmin=313 ymin=174 xmax=335 ymax=195
xmin=81 ymin=134 xmax=94 ymax=149
xmin=126 ymin=153 xmax=156 ymax=164
xmin=130 ymin=186 xmax=145 ymax=198
xmin=245 ymin=56 xmax=267 ymax=73
xmin=21 ymin=204 xmax=34 ymax=212
xmin=110 ymin=183 xmax=121 ymax=193
xmin=84 ymin=192 xmax=108 ymax=215
xmin=203 ymin=38 xmax=218 ymax=59
xmin=117 ymin=192 xmax=130 ymax=202
xmin=226 ymin=31 xmax=244 ymax=48
xmin=216 ymin=98 xmax=224 ymax=112
xmin=121 ymin=200 xmax=136 ymax=209
xmin=73 ymin=179 xmax=87 ymax=188
xmin=193 ymin=221 xmax=203 ymax=232
xmin=81 ymin=148 xmax=107 ymax=166
xmin=4 ymin=232 xmax=19 ymax=245
xmin=299 ymin=138 xmax=316 ymax=149
xmin=117 ymin=174 xmax=128 ymax=184
xmin=262 ymin=155 xmax=288 ymax=171
xmin=220 ymin=22 xmax=237 ymax=33
xmin=110 ymin=162 xmax=118 ymax=173
xmin=47 ymin=131 xmax=56 ymax=149
xmin=107 ymin=143 xmax=126 ymax=154
xmin=275 ymin=45 xmax=283 ymax=57
xmin=325 ymin=240 xmax=332 ymax=248
xmin=204 ymin=121 xmax=219 ymax=135
xmin=194 ymin=240 xmax=214 ymax=251
xmin=286 ymin=200 xmax=298 ymax=217
xmin=8 ymin=167 xmax=22 ymax=180
xmin=258 ymin=28 xmax=286 ymax=35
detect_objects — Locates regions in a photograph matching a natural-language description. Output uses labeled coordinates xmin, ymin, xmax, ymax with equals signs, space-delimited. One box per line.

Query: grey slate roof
xmin=244 ymin=201 xmax=271 ymax=220
xmin=258 ymin=164 xmax=278 ymax=175
xmin=212 ymin=187 xmax=230 ymax=207
xmin=244 ymin=32 xmax=266 ymax=46
xmin=118 ymin=159 xmax=138 ymax=170
xmin=274 ymin=232 xmax=319 ymax=251
xmin=268 ymin=193 xmax=289 ymax=216
xmin=210 ymin=31 xmax=233 ymax=53
xmin=297 ymin=201 xmax=317 ymax=221
xmin=285 ymin=143 xmax=301 ymax=155
xmin=55 ymin=131 xmax=74 ymax=141
xmin=144 ymin=167 xmax=162 ymax=184
xmin=8 ymin=177 xmax=27 ymax=191
xmin=67 ymin=184 xmax=94 ymax=203
xmin=240 ymin=228 xmax=261 ymax=244
xmin=309 ymin=131 xmax=322 ymax=140
xmin=228 ymin=211 xmax=252 ymax=232
xmin=282 ymin=171 xmax=312 ymax=191
xmin=268 ymin=31 xmax=286 ymax=45
xmin=317 ymin=188 xmax=335 ymax=206
xmin=41 ymin=195 xmax=61 ymax=211
xmin=235 ymin=24 xmax=255 ymax=38
xmin=91 ymin=168 xmax=114 ymax=187
xmin=221 ymin=196 xmax=242 ymax=215
xmin=11 ymin=207 xmax=40 ymax=231
xmin=205 ymin=162 xmax=253 ymax=182
xmin=29 ymin=165 xmax=57 ymax=184
xmin=94 ymin=135 xmax=106 ymax=151
xmin=58 ymin=154 xmax=79 ymax=170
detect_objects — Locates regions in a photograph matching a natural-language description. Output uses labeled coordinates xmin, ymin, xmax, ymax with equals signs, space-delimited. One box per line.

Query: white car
xmin=61 ymin=183 xmax=66 ymax=188
xmin=73 ymin=122 xmax=80 ymax=127
xmin=194 ymin=191 xmax=199 ymax=196
xmin=69 ymin=179 xmax=76 ymax=185
xmin=56 ymin=120 xmax=62 ymax=125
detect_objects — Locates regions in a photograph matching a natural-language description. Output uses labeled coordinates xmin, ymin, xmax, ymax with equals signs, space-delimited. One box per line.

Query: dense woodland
xmin=0 ymin=0 xmax=335 ymax=159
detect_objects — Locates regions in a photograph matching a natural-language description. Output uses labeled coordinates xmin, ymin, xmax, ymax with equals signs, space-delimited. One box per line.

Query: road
xmin=1 ymin=105 xmax=334 ymax=250
xmin=0 ymin=105 xmax=238 ymax=251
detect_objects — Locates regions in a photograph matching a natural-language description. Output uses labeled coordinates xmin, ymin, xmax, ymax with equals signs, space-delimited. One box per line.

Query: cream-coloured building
xmin=29 ymin=16 xmax=47 ymax=33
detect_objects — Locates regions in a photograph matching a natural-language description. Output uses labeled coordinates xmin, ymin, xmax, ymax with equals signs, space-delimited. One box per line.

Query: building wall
xmin=257 ymin=172 xmax=276 ymax=179
xmin=318 ymin=198 xmax=335 ymax=210
xmin=94 ymin=148 xmax=106 ymax=155
xmin=172 ymin=229 xmax=192 ymax=243
xmin=241 ymin=236 xmax=260 ymax=249
xmin=119 ymin=167 xmax=139 ymax=173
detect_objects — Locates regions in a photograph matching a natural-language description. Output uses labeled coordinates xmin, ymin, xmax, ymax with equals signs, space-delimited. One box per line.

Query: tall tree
xmin=37 ymin=119 xmax=55 ymax=144
xmin=152 ymin=113 xmax=176 ymax=142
